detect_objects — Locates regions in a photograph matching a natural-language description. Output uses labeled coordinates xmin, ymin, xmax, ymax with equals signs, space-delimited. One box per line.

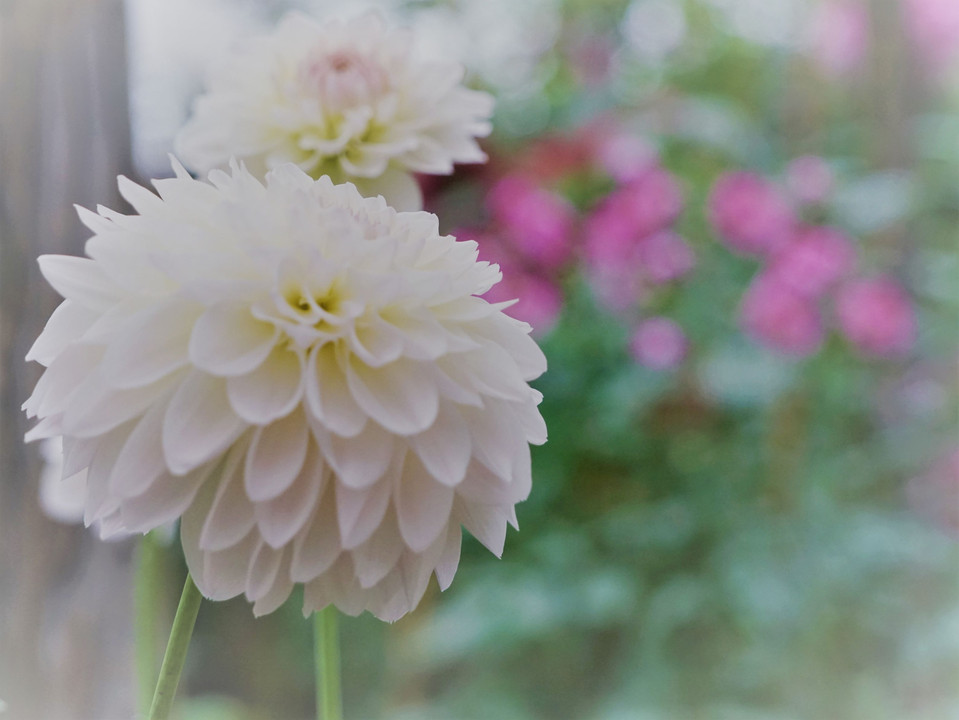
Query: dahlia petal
xmin=190 ymin=303 xmax=278 ymax=377
xmin=227 ymin=347 xmax=304 ymax=424
xmin=179 ymin=476 xmax=216 ymax=581
xmin=409 ymin=402 xmax=471 ymax=487
xmin=470 ymin=316 xmax=547 ymax=381
xmin=119 ymin=462 xmax=212 ymax=534
xmin=37 ymin=254 xmax=122 ymax=310
xmin=395 ymin=453 xmax=454 ymax=552
xmin=255 ymin=445 xmax=324 ymax=548
xmin=202 ymin=531 xmax=262 ymax=601
xmin=62 ymin=436 xmax=98 ymax=478
xmin=350 ymin=167 xmax=423 ymax=212
xmin=244 ymin=407 xmax=310 ymax=502
xmin=24 ymin=414 xmax=63 ymax=443
xmin=442 ymin=344 xmax=530 ymax=402
xmin=245 ymin=540 xmax=284 ymax=601
xmin=25 ymin=301 xmax=97 ymax=366
xmin=519 ymin=396 xmax=548 ymax=445
xmin=291 ymin=484 xmax=341 ymax=582
xmin=454 ymin=460 xmax=515 ymax=506
xmin=350 ymin=510 xmax=403 ymax=589
xmin=100 ymin=297 xmax=198 ymax=389
xmin=23 ymin=344 xmax=103 ymax=418
xmin=305 ymin=344 xmax=368 ymax=438
xmin=62 ymin=369 xmax=182 ymax=439
xmin=83 ymin=423 xmax=132 ymax=525
xmin=348 ymin=317 xmax=404 ymax=367
xmin=163 ymin=371 xmax=245 ymax=476
xmin=252 ymin=553 xmax=294 ymax=616
xmin=335 ymin=476 xmax=392 ymax=550
xmin=434 ymin=524 xmax=462 ymax=591
xmin=199 ymin=441 xmax=256 ymax=551
xmin=456 ymin=500 xmax=508 ymax=557
xmin=345 ymin=356 xmax=439 ymax=435
xmin=319 ymin=420 xmax=394 ymax=490
xmin=109 ymin=399 xmax=169 ymax=498
xmin=461 ymin=400 xmax=523 ymax=481
xmin=117 ymin=175 xmax=164 ymax=215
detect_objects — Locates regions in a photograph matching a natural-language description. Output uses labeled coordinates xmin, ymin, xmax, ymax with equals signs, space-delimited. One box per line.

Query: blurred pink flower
xmin=785 ymin=155 xmax=834 ymax=204
xmin=487 ymin=175 xmax=575 ymax=270
xmin=595 ymin=133 xmax=658 ymax=184
xmin=906 ymin=446 xmax=959 ymax=534
xmin=583 ymin=203 xmax=640 ymax=270
xmin=740 ymin=272 xmax=825 ymax=356
xmin=806 ymin=0 xmax=869 ymax=78
xmin=767 ymin=226 xmax=856 ymax=298
xmin=636 ymin=230 xmax=696 ymax=284
xmin=484 ymin=269 xmax=563 ymax=337
xmin=903 ymin=0 xmax=959 ymax=73
xmin=836 ymin=276 xmax=917 ymax=358
xmin=629 ymin=317 xmax=688 ymax=370
xmin=584 ymin=167 xmax=683 ymax=268
xmin=588 ymin=266 xmax=647 ymax=314
xmin=708 ymin=172 xmax=795 ymax=258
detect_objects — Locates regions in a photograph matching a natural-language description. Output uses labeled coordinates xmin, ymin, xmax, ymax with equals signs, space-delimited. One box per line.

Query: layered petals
xmin=25 ymin=161 xmax=546 ymax=621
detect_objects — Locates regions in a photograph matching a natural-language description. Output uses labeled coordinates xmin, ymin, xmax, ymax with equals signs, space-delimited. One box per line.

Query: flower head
xmin=836 ymin=276 xmax=916 ymax=358
xmin=708 ymin=171 xmax=795 ymax=257
xmin=629 ymin=317 xmax=688 ymax=370
xmin=175 ymin=11 xmax=494 ymax=210
xmin=23 ymin=160 xmax=546 ymax=621
xmin=740 ymin=272 xmax=824 ymax=357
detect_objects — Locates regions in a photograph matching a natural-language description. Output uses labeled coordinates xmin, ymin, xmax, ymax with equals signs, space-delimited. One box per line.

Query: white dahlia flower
xmin=175 ymin=11 xmax=494 ymax=211
xmin=23 ymin=160 xmax=546 ymax=621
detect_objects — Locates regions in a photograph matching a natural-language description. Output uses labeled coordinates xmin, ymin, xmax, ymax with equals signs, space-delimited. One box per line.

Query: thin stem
xmin=314 ymin=606 xmax=343 ymax=720
xmin=149 ymin=572 xmax=203 ymax=720
xmin=135 ymin=533 xmax=161 ymax=718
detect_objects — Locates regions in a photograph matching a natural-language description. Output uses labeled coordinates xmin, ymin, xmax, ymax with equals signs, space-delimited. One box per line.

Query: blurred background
xmin=1 ymin=0 xmax=957 ymax=718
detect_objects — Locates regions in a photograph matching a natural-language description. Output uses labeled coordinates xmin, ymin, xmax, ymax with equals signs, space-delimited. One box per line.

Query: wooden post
xmin=0 ymin=1 xmax=138 ymax=717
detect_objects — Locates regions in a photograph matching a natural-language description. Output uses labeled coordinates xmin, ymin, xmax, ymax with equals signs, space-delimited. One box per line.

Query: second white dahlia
xmin=175 ymin=11 xmax=494 ymax=210
xmin=23 ymin=160 xmax=546 ymax=622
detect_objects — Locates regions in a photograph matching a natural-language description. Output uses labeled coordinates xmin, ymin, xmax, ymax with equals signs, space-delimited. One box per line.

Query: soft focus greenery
xmin=160 ymin=1 xmax=957 ymax=718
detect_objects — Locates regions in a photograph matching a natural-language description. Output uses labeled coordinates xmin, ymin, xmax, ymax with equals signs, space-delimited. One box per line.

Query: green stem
xmin=149 ymin=572 xmax=203 ymax=720
xmin=314 ymin=606 xmax=343 ymax=720
xmin=135 ymin=533 xmax=161 ymax=718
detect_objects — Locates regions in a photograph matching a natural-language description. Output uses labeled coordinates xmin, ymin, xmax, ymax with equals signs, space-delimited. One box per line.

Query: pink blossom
xmin=785 ymin=155 xmax=834 ymax=205
xmin=487 ymin=175 xmax=575 ymax=270
xmin=583 ymin=167 xmax=683 ymax=268
xmin=629 ymin=317 xmax=688 ymax=370
xmin=767 ymin=226 xmax=856 ymax=298
xmin=903 ymin=0 xmax=959 ymax=73
xmin=635 ymin=230 xmax=696 ymax=284
xmin=836 ymin=276 xmax=917 ymax=358
xmin=708 ymin=172 xmax=795 ymax=258
xmin=484 ymin=269 xmax=563 ymax=336
xmin=906 ymin=446 xmax=959 ymax=534
xmin=583 ymin=202 xmax=641 ymax=270
xmin=740 ymin=272 xmax=824 ymax=356
xmin=805 ymin=0 xmax=869 ymax=78
xmin=616 ymin=167 xmax=684 ymax=239
xmin=588 ymin=265 xmax=648 ymax=314
xmin=595 ymin=133 xmax=658 ymax=184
